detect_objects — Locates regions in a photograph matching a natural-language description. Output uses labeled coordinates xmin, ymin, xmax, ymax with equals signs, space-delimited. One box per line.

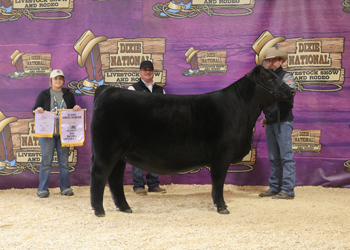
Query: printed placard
xmin=13 ymin=0 xmax=70 ymax=9
xmin=289 ymin=69 xmax=341 ymax=82
xmin=16 ymin=150 xmax=75 ymax=164
xmin=5 ymin=0 xmax=75 ymax=21
xmin=192 ymin=0 xmax=251 ymax=5
xmin=105 ymin=71 xmax=163 ymax=84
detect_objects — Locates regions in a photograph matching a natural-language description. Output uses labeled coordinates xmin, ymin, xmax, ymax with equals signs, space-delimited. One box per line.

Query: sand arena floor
xmin=1 ymin=184 xmax=350 ymax=249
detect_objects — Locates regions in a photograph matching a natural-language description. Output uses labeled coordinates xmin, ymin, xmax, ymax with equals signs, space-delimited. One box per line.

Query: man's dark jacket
xmin=132 ymin=79 xmax=164 ymax=94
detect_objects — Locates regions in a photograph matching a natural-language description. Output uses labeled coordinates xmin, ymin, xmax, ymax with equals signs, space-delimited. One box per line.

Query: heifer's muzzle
xmin=290 ymin=88 xmax=296 ymax=97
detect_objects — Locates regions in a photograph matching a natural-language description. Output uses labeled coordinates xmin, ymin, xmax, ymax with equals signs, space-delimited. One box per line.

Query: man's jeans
xmin=265 ymin=121 xmax=296 ymax=195
xmin=38 ymin=136 xmax=71 ymax=192
xmin=132 ymin=166 xmax=160 ymax=191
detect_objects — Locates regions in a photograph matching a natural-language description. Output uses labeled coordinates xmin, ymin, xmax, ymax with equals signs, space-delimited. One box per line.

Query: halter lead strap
xmin=246 ymin=74 xmax=283 ymax=100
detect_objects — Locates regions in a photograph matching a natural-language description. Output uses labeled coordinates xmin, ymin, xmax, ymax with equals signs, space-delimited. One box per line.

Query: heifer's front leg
xmin=210 ymin=163 xmax=230 ymax=214
xmin=108 ymin=160 xmax=132 ymax=213
xmin=90 ymin=162 xmax=109 ymax=217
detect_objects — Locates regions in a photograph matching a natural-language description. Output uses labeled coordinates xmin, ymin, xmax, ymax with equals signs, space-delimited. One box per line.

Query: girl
xmin=33 ymin=69 xmax=81 ymax=198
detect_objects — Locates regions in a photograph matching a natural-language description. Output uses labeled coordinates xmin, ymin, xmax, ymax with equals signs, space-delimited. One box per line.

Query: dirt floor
xmin=1 ymin=184 xmax=349 ymax=250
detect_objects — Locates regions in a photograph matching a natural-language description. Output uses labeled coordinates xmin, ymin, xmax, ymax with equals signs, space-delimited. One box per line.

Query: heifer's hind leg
xmin=90 ymin=159 xmax=109 ymax=217
xmin=210 ymin=162 xmax=230 ymax=214
xmin=108 ymin=159 xmax=132 ymax=213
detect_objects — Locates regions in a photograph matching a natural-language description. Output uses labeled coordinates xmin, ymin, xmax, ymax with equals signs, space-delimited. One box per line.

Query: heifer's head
xmin=247 ymin=65 xmax=296 ymax=102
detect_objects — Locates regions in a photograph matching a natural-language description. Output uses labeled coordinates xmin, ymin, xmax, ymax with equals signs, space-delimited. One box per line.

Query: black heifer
xmin=90 ymin=65 xmax=295 ymax=216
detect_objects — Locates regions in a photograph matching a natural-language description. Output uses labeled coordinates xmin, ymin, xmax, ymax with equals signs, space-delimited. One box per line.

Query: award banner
xmin=59 ymin=109 xmax=86 ymax=147
xmin=34 ymin=111 xmax=55 ymax=138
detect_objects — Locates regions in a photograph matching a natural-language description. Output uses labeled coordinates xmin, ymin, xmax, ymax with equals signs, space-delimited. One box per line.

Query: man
xmin=258 ymin=47 xmax=296 ymax=200
xmin=127 ymin=60 xmax=167 ymax=196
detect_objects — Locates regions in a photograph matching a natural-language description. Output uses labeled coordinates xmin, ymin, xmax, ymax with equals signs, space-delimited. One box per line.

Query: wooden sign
xmin=22 ymin=53 xmax=52 ymax=76
xmin=100 ymin=37 xmax=167 ymax=87
xmin=292 ymin=129 xmax=322 ymax=154
xmin=277 ymin=37 xmax=345 ymax=91
xmin=197 ymin=50 xmax=227 ymax=75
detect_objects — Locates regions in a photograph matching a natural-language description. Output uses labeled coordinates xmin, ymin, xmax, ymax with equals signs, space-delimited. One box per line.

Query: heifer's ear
xmin=257 ymin=65 xmax=265 ymax=70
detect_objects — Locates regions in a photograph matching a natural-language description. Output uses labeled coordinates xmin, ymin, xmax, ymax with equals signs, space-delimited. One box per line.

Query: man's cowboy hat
xmin=185 ymin=47 xmax=200 ymax=64
xmin=252 ymin=31 xmax=286 ymax=65
xmin=74 ymin=30 xmax=107 ymax=68
xmin=10 ymin=50 xmax=25 ymax=66
xmin=0 ymin=111 xmax=17 ymax=133
xmin=264 ymin=47 xmax=288 ymax=63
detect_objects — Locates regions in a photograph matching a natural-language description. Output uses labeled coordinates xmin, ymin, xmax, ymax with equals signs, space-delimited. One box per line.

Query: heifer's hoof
xmin=216 ymin=204 xmax=230 ymax=214
xmin=95 ymin=213 xmax=105 ymax=217
xmin=218 ymin=208 xmax=230 ymax=214
xmin=119 ymin=208 xmax=132 ymax=213
xmin=93 ymin=208 xmax=105 ymax=217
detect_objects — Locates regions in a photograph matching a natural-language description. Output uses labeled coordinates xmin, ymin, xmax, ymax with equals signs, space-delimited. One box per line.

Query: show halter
xmin=246 ymin=73 xmax=284 ymax=133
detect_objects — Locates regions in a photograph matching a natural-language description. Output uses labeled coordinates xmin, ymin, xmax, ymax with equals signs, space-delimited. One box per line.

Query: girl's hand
xmin=73 ymin=105 xmax=81 ymax=111
xmin=35 ymin=107 xmax=44 ymax=113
